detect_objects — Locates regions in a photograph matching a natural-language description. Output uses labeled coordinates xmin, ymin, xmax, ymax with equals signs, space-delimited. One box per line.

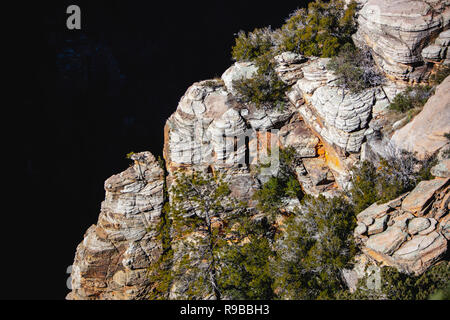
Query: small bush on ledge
xmin=327 ymin=43 xmax=384 ymax=93
xmin=230 ymin=0 xmax=359 ymax=108
xmin=350 ymin=153 xmax=436 ymax=214
xmin=388 ymin=85 xmax=433 ymax=113
xmin=430 ymin=65 xmax=450 ymax=85
xmin=253 ymin=147 xmax=302 ymax=219
xmin=232 ymin=53 xmax=289 ymax=109
xmin=232 ymin=28 xmax=274 ymax=62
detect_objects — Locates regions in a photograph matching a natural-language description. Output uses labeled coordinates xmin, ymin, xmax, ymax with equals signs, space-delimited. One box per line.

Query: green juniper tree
xmin=253 ymin=147 xmax=302 ymax=220
xmin=167 ymin=171 xmax=274 ymax=300
xmin=273 ymin=195 xmax=357 ymax=300
xmin=279 ymin=0 xmax=358 ymax=57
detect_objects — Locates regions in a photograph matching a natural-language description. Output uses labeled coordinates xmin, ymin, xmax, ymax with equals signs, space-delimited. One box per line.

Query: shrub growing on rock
xmin=273 ymin=195 xmax=357 ymax=300
xmin=164 ymin=171 xmax=275 ymax=300
xmin=388 ymin=85 xmax=433 ymax=113
xmin=230 ymin=0 xmax=359 ymax=107
xmin=350 ymin=153 xmax=437 ymax=213
xmin=253 ymin=147 xmax=302 ymax=218
xmin=233 ymin=53 xmax=289 ymax=109
xmin=231 ymin=1 xmax=358 ymax=61
xmin=327 ymin=43 xmax=384 ymax=93
xmin=279 ymin=0 xmax=358 ymax=57
xmin=342 ymin=263 xmax=450 ymax=300
xmin=232 ymin=28 xmax=275 ymax=62
xmin=430 ymin=65 xmax=450 ymax=85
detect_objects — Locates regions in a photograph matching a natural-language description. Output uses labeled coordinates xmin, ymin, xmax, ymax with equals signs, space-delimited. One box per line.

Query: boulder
xmin=302 ymin=158 xmax=335 ymax=186
xmin=355 ymin=223 xmax=368 ymax=237
xmin=418 ymin=218 xmax=438 ymax=236
xmin=431 ymin=159 xmax=450 ymax=178
xmin=279 ymin=117 xmax=319 ymax=158
xmin=401 ymin=178 xmax=449 ymax=215
xmin=221 ymin=62 xmax=258 ymax=95
xmin=408 ymin=217 xmax=431 ymax=235
xmin=391 ymin=212 xmax=415 ymax=230
xmin=366 ymin=227 xmax=408 ymax=255
xmin=355 ymin=176 xmax=449 ymax=276
xmin=422 ymin=45 xmax=444 ymax=61
xmin=392 ymin=232 xmax=448 ymax=275
xmin=357 ymin=202 xmax=391 ymax=224
xmin=368 ymin=215 xmax=389 ymax=235
xmin=274 ymin=52 xmax=307 ymax=85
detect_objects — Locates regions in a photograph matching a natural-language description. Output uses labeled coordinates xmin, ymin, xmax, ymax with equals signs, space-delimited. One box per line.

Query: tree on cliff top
xmin=231 ymin=0 xmax=358 ymax=62
xmin=230 ymin=1 xmax=358 ymax=109
xmin=279 ymin=0 xmax=358 ymax=57
xmin=327 ymin=43 xmax=384 ymax=93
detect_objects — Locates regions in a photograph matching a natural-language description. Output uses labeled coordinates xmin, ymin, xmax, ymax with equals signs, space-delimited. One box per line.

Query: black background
xmin=10 ymin=0 xmax=310 ymax=300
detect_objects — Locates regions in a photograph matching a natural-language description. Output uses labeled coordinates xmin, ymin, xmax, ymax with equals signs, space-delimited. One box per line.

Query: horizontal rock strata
xmin=355 ymin=177 xmax=449 ymax=275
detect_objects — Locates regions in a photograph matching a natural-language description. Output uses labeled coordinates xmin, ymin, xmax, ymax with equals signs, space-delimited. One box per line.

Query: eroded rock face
xmin=67 ymin=152 xmax=165 ymax=300
xmin=391 ymin=77 xmax=450 ymax=159
xmin=222 ymin=62 xmax=258 ymax=96
xmin=274 ymin=52 xmax=307 ymax=85
xmin=431 ymin=159 xmax=450 ymax=178
xmin=401 ymin=178 xmax=449 ymax=215
xmin=68 ymin=1 xmax=450 ymax=299
xmin=279 ymin=115 xmax=319 ymax=158
xmin=354 ymin=0 xmax=450 ymax=81
xmin=291 ymin=58 xmax=389 ymax=155
xmin=355 ymin=177 xmax=449 ymax=275
xmin=164 ymin=80 xmax=300 ymax=174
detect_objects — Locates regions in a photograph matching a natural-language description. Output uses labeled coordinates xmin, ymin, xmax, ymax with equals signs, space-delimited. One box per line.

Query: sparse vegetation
xmin=232 ymin=53 xmax=289 ymax=109
xmin=327 ymin=43 xmax=384 ymax=93
xmin=232 ymin=28 xmax=275 ymax=62
xmin=161 ymin=171 xmax=275 ymax=300
xmin=232 ymin=1 xmax=358 ymax=61
xmin=388 ymin=85 xmax=433 ymax=113
xmin=230 ymin=0 xmax=359 ymax=108
xmin=350 ymin=152 xmax=436 ymax=214
xmin=202 ymin=78 xmax=225 ymax=88
xmin=341 ymin=263 xmax=450 ymax=300
xmin=430 ymin=65 xmax=450 ymax=85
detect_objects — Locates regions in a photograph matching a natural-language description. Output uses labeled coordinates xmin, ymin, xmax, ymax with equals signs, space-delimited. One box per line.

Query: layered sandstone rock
xmin=391 ymin=76 xmax=450 ymax=159
xmin=431 ymin=159 xmax=450 ymax=178
xmin=355 ymin=177 xmax=449 ymax=275
xmin=353 ymin=0 xmax=450 ymax=81
xmin=68 ymin=1 xmax=450 ymax=299
xmin=67 ymin=152 xmax=165 ymax=300
xmin=274 ymin=52 xmax=307 ymax=85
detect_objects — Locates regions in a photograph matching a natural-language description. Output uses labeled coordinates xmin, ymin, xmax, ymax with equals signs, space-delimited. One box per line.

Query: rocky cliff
xmin=67 ymin=152 xmax=165 ymax=300
xmin=68 ymin=0 xmax=450 ymax=299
